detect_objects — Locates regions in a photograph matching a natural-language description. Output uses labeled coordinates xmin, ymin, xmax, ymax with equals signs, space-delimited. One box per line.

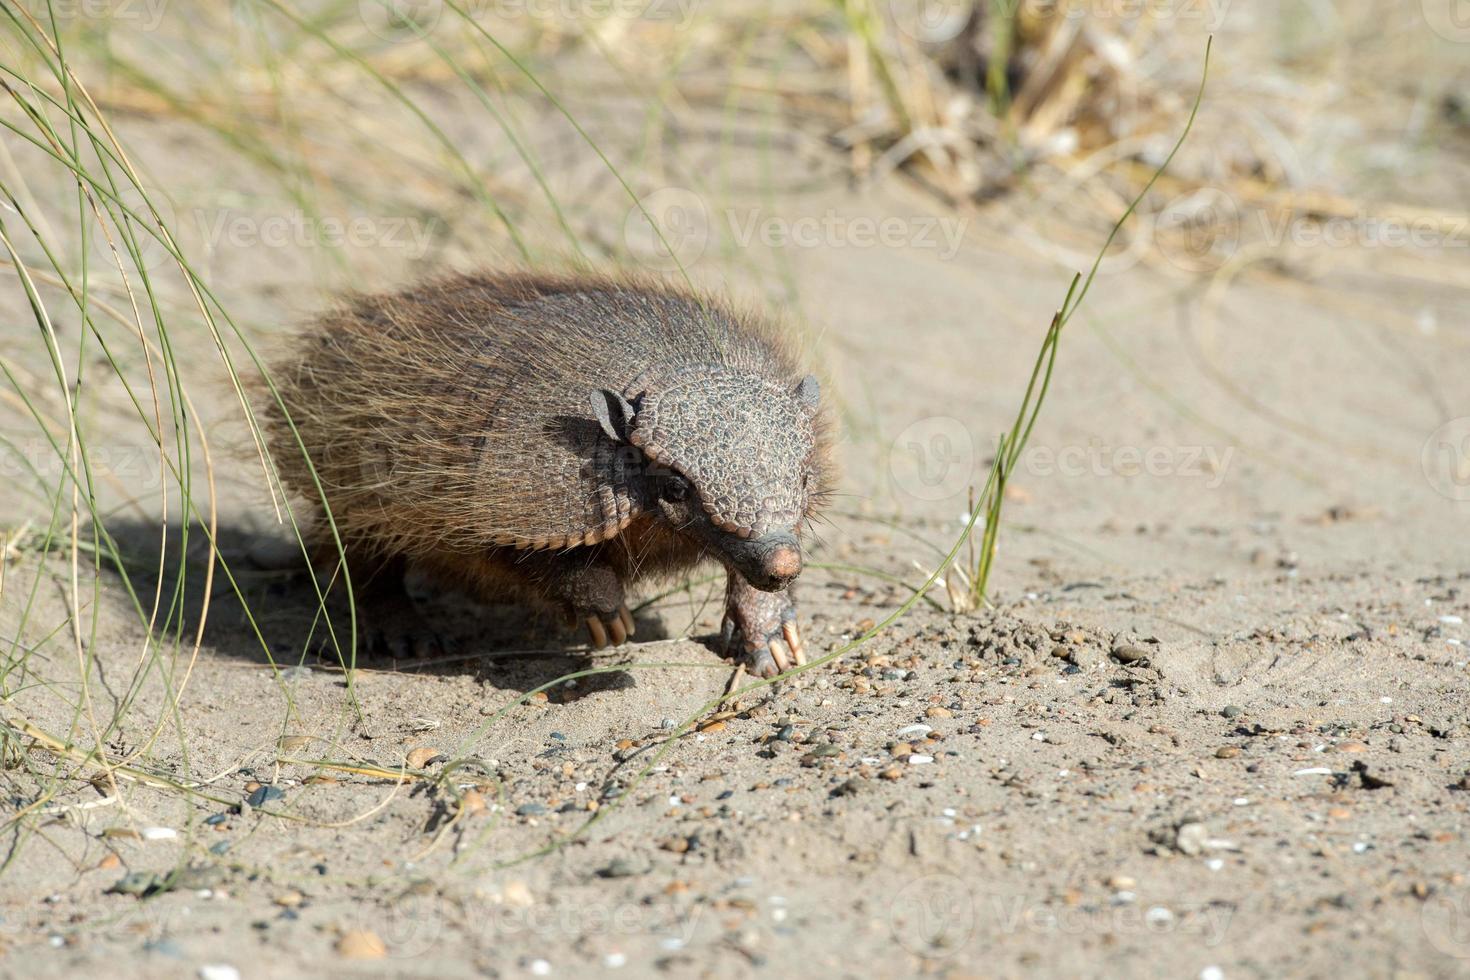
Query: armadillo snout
xmin=728 ymin=531 xmax=802 ymax=592
xmin=764 ymin=544 xmax=802 ymax=584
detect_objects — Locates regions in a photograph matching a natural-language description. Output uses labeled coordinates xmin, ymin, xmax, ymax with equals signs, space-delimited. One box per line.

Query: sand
xmin=1 ymin=7 xmax=1468 ymax=978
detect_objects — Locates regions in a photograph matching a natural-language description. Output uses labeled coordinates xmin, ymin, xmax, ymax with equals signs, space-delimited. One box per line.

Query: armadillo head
xmin=590 ymin=367 xmax=823 ymax=592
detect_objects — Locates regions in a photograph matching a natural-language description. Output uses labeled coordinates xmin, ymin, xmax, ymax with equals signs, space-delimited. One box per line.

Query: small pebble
xmin=502 ymin=880 xmax=534 ymax=908
xmin=516 ymin=803 xmax=547 ymax=817
xmin=198 ymin=966 xmax=240 ymax=980
xmin=246 ymin=785 xmax=284 ymax=807
xmin=597 ymin=857 xmax=648 ymax=879
xmin=336 ymin=930 xmax=387 ymax=959
xmin=406 ymin=747 xmax=439 ymax=769
xmin=1111 ymin=645 xmax=1150 ymax=663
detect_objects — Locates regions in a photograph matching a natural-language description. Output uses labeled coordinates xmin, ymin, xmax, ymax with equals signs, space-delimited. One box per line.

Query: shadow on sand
xmin=95 ymin=519 xmax=674 ymax=696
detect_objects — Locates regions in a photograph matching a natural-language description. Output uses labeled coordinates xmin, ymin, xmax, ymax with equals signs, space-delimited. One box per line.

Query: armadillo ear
xmin=590 ymin=388 xmax=636 ymax=443
xmin=794 ymin=374 xmax=820 ymax=412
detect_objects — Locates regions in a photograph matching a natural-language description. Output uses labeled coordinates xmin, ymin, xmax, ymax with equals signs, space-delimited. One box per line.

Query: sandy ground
xmin=2 ymin=8 xmax=1470 ymax=979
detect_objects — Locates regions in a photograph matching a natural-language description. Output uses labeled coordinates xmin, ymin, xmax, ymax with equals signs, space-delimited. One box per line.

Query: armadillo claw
xmin=740 ymin=641 xmax=788 ymax=679
xmin=607 ymin=610 xmax=628 ymax=645
xmin=782 ymin=620 xmax=806 ymax=666
xmin=366 ymin=617 xmax=444 ymax=660
xmin=721 ymin=580 xmax=801 ymax=679
xmin=584 ymin=607 xmax=635 ymax=649
xmin=768 ymin=639 xmax=792 ymax=673
xmin=728 ymin=633 xmax=796 ymax=679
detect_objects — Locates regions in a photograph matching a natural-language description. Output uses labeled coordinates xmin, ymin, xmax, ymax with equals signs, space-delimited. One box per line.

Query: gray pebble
xmin=597 ymin=857 xmax=649 ymax=879
xmin=1111 ymin=645 xmax=1150 ymax=664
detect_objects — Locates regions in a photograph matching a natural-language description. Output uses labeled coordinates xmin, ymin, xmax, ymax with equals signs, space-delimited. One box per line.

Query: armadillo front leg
xmin=531 ymin=552 xmax=636 ymax=649
xmin=721 ymin=572 xmax=805 ymax=679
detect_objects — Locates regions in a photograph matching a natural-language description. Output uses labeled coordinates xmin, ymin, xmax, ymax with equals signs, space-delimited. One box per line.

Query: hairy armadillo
xmin=265 ymin=271 xmax=835 ymax=677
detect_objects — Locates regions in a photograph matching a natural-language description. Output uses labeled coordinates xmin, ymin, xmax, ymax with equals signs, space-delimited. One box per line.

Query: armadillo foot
xmin=365 ymin=607 xmax=444 ymax=660
xmin=321 ymin=555 xmax=443 ymax=660
xmin=584 ymin=603 xmax=636 ymax=649
xmin=720 ymin=576 xmax=802 ymax=679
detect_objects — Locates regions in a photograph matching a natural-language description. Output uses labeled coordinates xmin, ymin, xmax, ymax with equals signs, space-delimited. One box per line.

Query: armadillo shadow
xmin=92 ymin=519 xmax=657 ymax=695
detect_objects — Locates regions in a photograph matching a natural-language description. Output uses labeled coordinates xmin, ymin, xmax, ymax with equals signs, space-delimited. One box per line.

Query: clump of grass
xmin=957 ymin=35 xmax=1212 ymax=609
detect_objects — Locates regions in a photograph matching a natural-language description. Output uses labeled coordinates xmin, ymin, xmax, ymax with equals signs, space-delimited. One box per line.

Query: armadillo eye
xmin=660 ymin=475 xmax=690 ymax=503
